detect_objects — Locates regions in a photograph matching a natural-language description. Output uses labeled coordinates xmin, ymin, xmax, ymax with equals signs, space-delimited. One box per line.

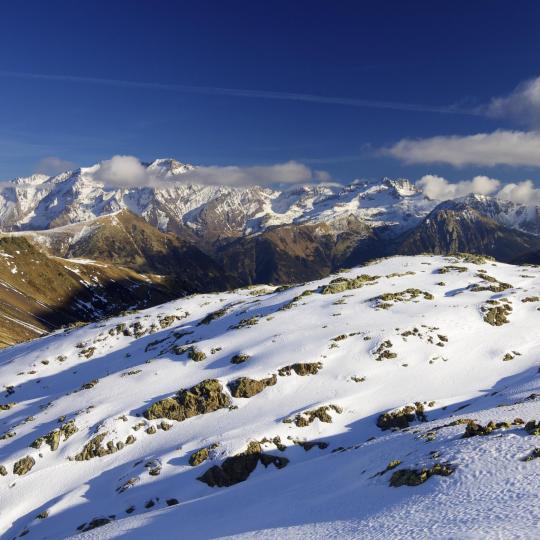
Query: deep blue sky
xmin=1 ymin=0 xmax=540 ymax=183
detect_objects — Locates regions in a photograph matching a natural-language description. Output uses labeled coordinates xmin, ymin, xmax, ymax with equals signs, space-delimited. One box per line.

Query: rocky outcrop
xmin=197 ymin=441 xmax=289 ymax=487
xmin=278 ymin=362 xmax=323 ymax=376
xmin=144 ymin=379 xmax=231 ymax=421
xmin=389 ymin=463 xmax=455 ymax=487
xmin=13 ymin=456 xmax=35 ymax=476
xmin=228 ymin=375 xmax=277 ymax=398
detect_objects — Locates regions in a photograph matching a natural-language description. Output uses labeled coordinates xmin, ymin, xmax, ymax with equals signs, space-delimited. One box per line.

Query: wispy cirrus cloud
xmin=0 ymin=70 xmax=474 ymax=116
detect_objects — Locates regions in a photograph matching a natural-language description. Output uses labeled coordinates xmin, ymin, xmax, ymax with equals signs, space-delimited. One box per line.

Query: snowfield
xmin=1 ymin=255 xmax=540 ymax=539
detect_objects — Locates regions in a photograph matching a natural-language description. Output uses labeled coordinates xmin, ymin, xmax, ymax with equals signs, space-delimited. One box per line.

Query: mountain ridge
xmin=3 ymin=159 xmax=540 ymax=247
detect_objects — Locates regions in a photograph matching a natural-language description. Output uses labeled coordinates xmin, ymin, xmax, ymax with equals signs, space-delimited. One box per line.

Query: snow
xmin=0 ymin=255 xmax=538 ymax=538
xmin=0 ymin=160 xmax=434 ymax=236
xmin=3 ymin=158 xmax=540 ymax=242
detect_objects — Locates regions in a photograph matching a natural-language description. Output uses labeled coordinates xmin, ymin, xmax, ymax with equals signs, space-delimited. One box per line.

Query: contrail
xmin=0 ymin=70 xmax=479 ymax=116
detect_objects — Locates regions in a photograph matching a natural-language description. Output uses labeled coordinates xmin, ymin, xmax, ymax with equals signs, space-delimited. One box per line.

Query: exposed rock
xmin=278 ymin=363 xmax=323 ymax=376
xmin=293 ymin=440 xmax=329 ymax=451
xmin=144 ymin=379 xmax=231 ymax=421
xmin=284 ymin=405 xmax=343 ymax=427
xmin=74 ymin=432 xmax=109 ymax=461
xmin=230 ymin=353 xmax=251 ymax=364
xmin=198 ymin=307 xmax=229 ymax=326
xmin=320 ymin=274 xmax=379 ymax=295
xmin=389 ymin=463 xmax=455 ymax=487
xmin=158 ymin=315 xmax=180 ymax=328
xmin=0 ymin=402 xmax=16 ymax=411
xmin=437 ymin=265 xmax=467 ymax=274
xmin=229 ymin=316 xmax=260 ymax=330
xmin=373 ymin=340 xmax=397 ymax=361
xmin=160 ymin=421 xmax=172 ymax=431
xmin=377 ymin=403 xmax=428 ymax=430
xmin=197 ymin=441 xmax=289 ymax=487
xmin=79 ymin=347 xmax=96 ymax=359
xmin=259 ymin=436 xmax=287 ymax=451
xmin=189 ymin=443 xmax=219 ymax=466
xmin=471 ymin=280 xmax=513 ymax=293
xmin=524 ymin=420 xmax=540 ymax=436
xmin=125 ymin=435 xmax=136 ymax=445
xmin=187 ymin=347 xmax=207 ymax=362
xmin=116 ymin=477 xmax=139 ymax=494
xmin=372 ymin=288 xmax=434 ymax=307
xmin=482 ymin=303 xmax=512 ymax=326
xmin=462 ymin=420 xmax=518 ymax=438
xmin=13 ymin=456 xmax=35 ymax=475
xmin=228 ymin=375 xmax=277 ymax=398
xmin=522 ymin=448 xmax=540 ymax=461
xmin=78 ymin=518 xmax=113 ymax=532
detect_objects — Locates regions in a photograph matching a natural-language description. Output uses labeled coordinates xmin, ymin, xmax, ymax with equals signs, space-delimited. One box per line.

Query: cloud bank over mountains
xmin=72 ymin=155 xmax=540 ymax=206
xmin=89 ymin=155 xmax=330 ymax=188
xmin=11 ymin=153 xmax=537 ymax=207
xmin=417 ymin=174 xmax=540 ymax=205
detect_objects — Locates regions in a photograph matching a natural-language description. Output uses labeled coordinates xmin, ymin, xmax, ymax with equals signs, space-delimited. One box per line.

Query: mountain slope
xmin=456 ymin=193 xmax=540 ymax=236
xmin=0 ymin=235 xmax=174 ymax=348
xmin=512 ymin=246 xmax=540 ymax=265
xmin=37 ymin=209 xmax=235 ymax=291
xmin=396 ymin=201 xmax=540 ymax=262
xmin=0 ymin=211 xmax=241 ymax=349
xmin=1 ymin=255 xmax=540 ymax=538
xmin=217 ymin=216 xmax=377 ymax=284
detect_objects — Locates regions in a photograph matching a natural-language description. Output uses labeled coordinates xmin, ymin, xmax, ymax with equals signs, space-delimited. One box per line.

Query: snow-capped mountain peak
xmin=0 ymin=160 xmax=433 ymax=239
xmin=2 ymin=159 xmax=540 ymax=243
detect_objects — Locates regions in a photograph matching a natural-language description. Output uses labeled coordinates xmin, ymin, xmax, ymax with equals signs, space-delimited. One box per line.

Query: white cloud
xmin=416 ymin=174 xmax=540 ymax=206
xmin=35 ymin=156 xmax=76 ymax=175
xmin=89 ymin=155 xmax=329 ymax=188
xmin=485 ymin=77 xmax=540 ymax=126
xmin=181 ymin=161 xmax=315 ymax=186
xmin=385 ymin=130 xmax=540 ymax=167
xmin=497 ymin=179 xmax=540 ymax=205
xmin=91 ymin=155 xmax=150 ymax=187
xmin=416 ymin=175 xmax=500 ymax=200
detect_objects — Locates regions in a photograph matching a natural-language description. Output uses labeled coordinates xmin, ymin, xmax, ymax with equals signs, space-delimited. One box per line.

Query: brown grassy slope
xmin=0 ymin=235 xmax=172 ymax=348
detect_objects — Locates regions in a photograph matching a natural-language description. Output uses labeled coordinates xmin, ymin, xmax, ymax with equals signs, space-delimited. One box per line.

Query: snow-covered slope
xmin=1 ymin=255 xmax=540 ymax=539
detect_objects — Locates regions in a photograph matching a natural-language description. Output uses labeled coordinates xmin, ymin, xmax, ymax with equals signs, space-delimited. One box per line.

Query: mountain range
xmin=2 ymin=158 xmax=540 ymax=346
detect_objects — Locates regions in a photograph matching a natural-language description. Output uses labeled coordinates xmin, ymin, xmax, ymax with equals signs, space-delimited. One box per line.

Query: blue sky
xmin=2 ymin=0 xmax=540 ymax=187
